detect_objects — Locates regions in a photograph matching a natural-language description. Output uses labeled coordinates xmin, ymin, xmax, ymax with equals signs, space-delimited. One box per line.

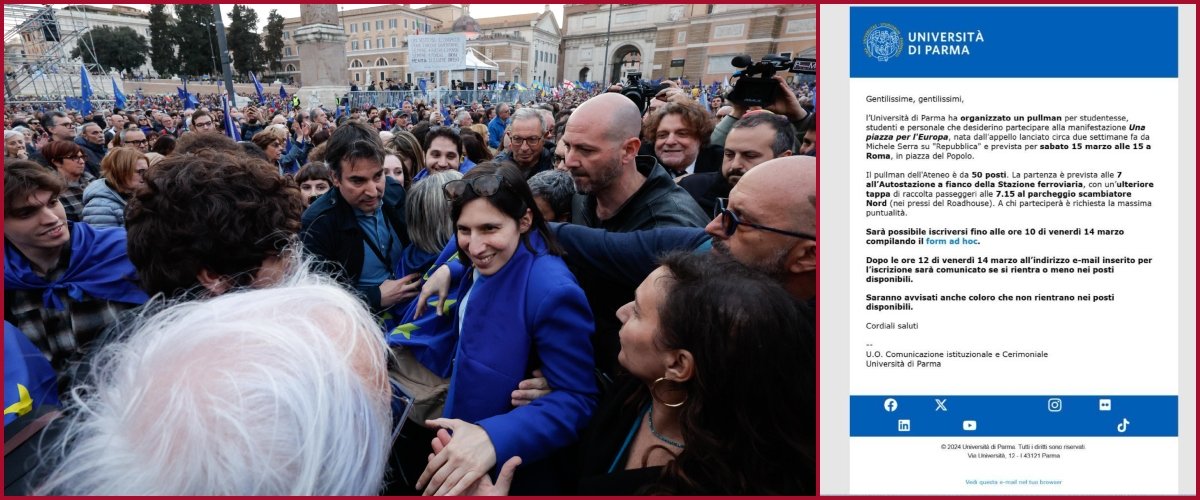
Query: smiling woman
xmin=388 ymin=162 xmax=597 ymax=495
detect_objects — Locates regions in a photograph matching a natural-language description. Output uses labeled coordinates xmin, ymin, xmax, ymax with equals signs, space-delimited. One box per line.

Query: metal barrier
xmin=346 ymin=90 xmax=544 ymax=110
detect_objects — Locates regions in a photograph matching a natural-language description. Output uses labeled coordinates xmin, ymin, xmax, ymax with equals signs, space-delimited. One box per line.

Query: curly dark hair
xmin=640 ymin=251 xmax=815 ymax=495
xmin=125 ymin=150 xmax=304 ymax=298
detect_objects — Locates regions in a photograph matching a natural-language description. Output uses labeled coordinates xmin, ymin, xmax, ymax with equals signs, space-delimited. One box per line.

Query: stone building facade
xmin=279 ymin=5 xmax=561 ymax=88
xmin=560 ymin=4 xmax=815 ymax=86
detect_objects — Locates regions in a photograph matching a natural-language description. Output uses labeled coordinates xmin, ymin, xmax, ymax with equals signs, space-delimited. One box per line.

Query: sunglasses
xmin=443 ymin=174 xmax=507 ymax=201
xmin=715 ymin=198 xmax=815 ymax=240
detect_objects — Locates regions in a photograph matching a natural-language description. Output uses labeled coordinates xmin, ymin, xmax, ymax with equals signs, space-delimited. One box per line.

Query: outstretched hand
xmin=416 ymin=418 xmax=497 ymax=496
xmin=428 ymin=428 xmax=521 ymax=496
xmin=413 ymin=265 xmax=452 ymax=318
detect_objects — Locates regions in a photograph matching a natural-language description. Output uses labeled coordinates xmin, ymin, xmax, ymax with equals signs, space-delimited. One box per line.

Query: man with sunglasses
xmin=556 ymin=155 xmax=815 ymax=377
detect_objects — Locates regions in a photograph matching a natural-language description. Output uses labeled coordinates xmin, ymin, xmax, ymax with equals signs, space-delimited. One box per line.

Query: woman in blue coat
xmin=394 ymin=162 xmax=597 ymax=495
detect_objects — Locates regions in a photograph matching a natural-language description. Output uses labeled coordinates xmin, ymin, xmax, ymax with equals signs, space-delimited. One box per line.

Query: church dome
xmin=451 ymin=14 xmax=482 ymax=38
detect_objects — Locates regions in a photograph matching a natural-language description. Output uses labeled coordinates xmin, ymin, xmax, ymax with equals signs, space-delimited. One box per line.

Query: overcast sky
xmin=44 ymin=4 xmax=565 ymax=31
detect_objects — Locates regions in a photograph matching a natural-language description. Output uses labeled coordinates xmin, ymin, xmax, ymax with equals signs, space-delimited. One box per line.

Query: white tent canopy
xmin=447 ymin=48 xmax=498 ymax=89
xmin=462 ymin=48 xmax=498 ymax=71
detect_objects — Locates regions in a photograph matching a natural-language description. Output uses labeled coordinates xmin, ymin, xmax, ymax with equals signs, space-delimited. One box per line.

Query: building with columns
xmin=560 ymin=4 xmax=815 ymax=86
xmin=279 ymin=4 xmax=561 ymax=88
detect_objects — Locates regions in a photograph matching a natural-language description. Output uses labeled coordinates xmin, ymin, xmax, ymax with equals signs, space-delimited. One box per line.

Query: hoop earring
xmin=651 ymin=377 xmax=688 ymax=408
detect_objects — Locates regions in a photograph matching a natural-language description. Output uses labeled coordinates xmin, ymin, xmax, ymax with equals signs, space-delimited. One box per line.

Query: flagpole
xmin=212 ymin=5 xmax=238 ymax=109
xmin=600 ymin=4 xmax=613 ymax=85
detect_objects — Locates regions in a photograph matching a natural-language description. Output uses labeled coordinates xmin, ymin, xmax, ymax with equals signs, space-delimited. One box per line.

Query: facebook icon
xmin=884 ymin=398 xmax=898 ymax=412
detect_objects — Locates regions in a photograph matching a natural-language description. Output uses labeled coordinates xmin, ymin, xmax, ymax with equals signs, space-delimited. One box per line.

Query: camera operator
xmin=710 ymin=75 xmax=812 ymax=155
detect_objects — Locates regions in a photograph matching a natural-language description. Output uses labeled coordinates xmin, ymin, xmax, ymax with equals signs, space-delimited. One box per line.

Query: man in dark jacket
xmin=679 ymin=111 xmax=795 ymax=216
xmin=300 ymin=122 xmax=420 ymax=313
xmin=560 ymin=93 xmax=707 ymax=376
xmin=493 ymin=108 xmax=555 ymax=179
xmin=74 ymin=122 xmax=106 ymax=178
xmin=563 ymin=94 xmax=708 ymax=232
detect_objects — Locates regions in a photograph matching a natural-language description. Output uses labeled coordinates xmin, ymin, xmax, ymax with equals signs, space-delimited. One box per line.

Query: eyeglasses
xmin=508 ymin=135 xmax=542 ymax=146
xmin=193 ymin=120 xmax=214 ymax=128
xmin=389 ymin=379 xmax=413 ymax=448
xmin=125 ymin=139 xmax=148 ymax=145
xmin=552 ymin=155 xmax=565 ymax=165
xmin=715 ymin=198 xmax=815 ymax=240
xmin=63 ymin=154 xmax=86 ymax=161
xmin=443 ymin=174 xmax=507 ymax=201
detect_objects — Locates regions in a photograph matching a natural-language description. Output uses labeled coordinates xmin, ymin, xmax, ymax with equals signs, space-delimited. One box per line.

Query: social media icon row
xmin=894 ymin=419 xmax=976 ymax=432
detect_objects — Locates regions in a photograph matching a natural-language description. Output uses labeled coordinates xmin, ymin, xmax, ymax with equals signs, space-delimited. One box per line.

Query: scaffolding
xmin=4 ymin=4 xmax=108 ymax=101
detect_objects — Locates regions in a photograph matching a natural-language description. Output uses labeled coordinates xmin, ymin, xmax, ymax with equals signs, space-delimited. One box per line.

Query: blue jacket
xmin=487 ymin=116 xmax=507 ymax=149
xmin=80 ymin=179 xmax=127 ymax=229
xmin=279 ymin=137 xmax=310 ymax=176
xmin=392 ymin=232 xmax=598 ymax=472
xmin=300 ymin=177 xmax=408 ymax=312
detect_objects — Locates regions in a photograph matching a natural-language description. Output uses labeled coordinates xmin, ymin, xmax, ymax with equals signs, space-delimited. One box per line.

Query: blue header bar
xmin=851 ymin=395 xmax=1178 ymax=437
xmin=850 ymin=7 xmax=1178 ymax=78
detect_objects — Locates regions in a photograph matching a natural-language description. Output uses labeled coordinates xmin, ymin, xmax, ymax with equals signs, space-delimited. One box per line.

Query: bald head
xmin=570 ymin=93 xmax=642 ymax=143
xmin=735 ymin=155 xmax=816 ymax=234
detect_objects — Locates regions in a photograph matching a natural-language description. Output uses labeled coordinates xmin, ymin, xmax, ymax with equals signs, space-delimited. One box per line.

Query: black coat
xmin=677 ymin=171 xmax=731 ymax=218
xmin=73 ymin=136 xmax=105 ymax=178
xmin=638 ymin=142 xmax=723 ymax=177
xmin=300 ymin=177 xmax=409 ymax=312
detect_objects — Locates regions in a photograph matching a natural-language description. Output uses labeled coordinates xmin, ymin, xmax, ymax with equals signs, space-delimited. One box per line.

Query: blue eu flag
xmin=4 ymin=322 xmax=60 ymax=426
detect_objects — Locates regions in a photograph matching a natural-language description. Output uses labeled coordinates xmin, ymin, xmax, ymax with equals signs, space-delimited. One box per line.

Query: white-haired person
xmin=35 ymin=264 xmax=401 ymax=495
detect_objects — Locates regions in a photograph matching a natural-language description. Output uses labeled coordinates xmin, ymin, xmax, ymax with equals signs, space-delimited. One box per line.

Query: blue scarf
xmin=4 ymin=222 xmax=148 ymax=310
xmin=386 ymin=231 xmax=545 ymax=380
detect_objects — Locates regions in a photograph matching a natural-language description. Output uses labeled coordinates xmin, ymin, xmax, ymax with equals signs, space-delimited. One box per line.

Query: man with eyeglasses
xmin=189 ymin=110 xmax=216 ymax=134
xmin=493 ymin=108 xmax=554 ymax=179
xmin=119 ymin=128 xmax=149 ymax=153
xmin=551 ymin=155 xmax=816 ymax=300
xmin=45 ymin=111 xmax=76 ymax=143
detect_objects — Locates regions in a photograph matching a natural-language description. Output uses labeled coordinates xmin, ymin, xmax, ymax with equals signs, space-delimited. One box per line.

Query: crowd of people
xmin=4 ymin=74 xmax=818 ymax=495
